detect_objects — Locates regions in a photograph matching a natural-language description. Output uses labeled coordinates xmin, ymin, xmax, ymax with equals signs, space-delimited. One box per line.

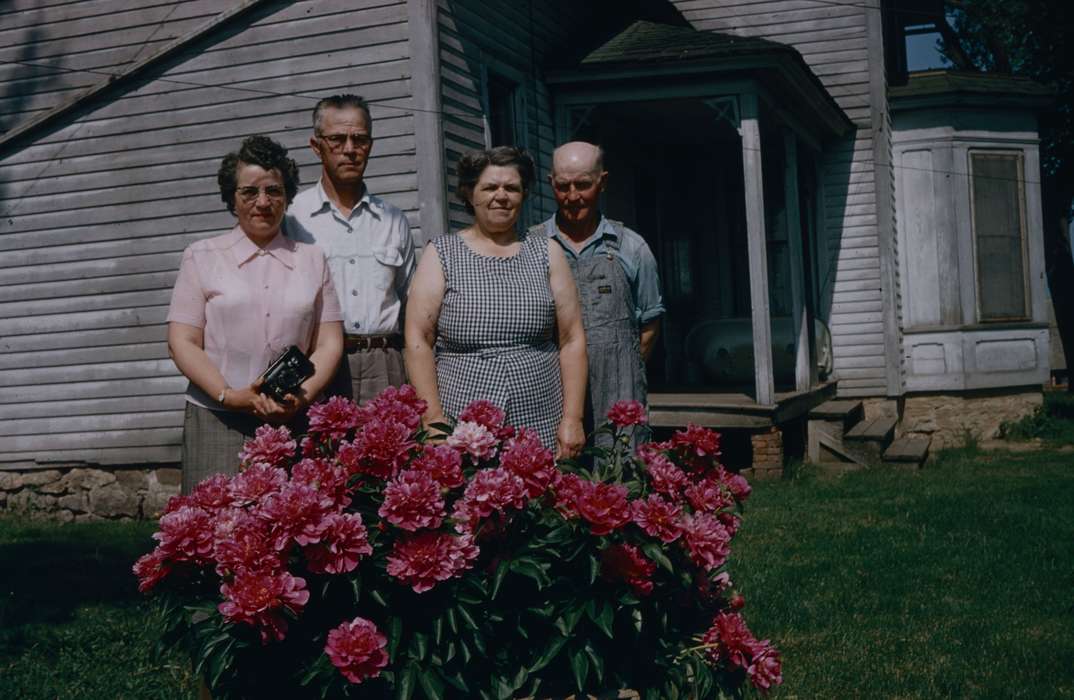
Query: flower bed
xmin=135 ymin=388 xmax=781 ymax=699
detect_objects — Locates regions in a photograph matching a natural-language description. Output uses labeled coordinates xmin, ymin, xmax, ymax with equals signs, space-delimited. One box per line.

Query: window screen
xmin=970 ymin=152 xmax=1028 ymax=321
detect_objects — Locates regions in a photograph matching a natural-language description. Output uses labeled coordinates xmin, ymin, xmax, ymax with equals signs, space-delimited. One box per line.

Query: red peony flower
xmin=575 ymin=481 xmax=631 ymax=536
xmin=606 ymin=399 xmax=648 ymax=428
xmin=258 ymin=482 xmax=337 ymax=550
xmin=630 ymin=494 xmax=684 ymax=543
xmin=681 ymin=512 xmax=732 ymax=572
xmin=238 ymin=424 xmax=297 ymax=468
xmin=684 ymin=478 xmax=734 ymax=514
xmin=552 ymin=472 xmax=590 ymax=518
xmin=212 ymin=508 xmax=278 ymax=575
xmin=307 ymin=396 xmax=363 ymax=439
xmin=343 ymin=418 xmax=416 ymax=480
xmin=723 ymin=472 xmax=752 ymax=502
xmin=291 ymin=457 xmax=351 ymax=508
xmin=600 ymin=542 xmax=657 ymax=595
xmin=386 ymin=531 xmax=480 ymax=593
xmin=161 ymin=493 xmax=195 ymax=515
xmin=452 ymin=467 xmax=528 ymax=530
xmin=378 ymin=470 xmax=446 ymax=531
xmin=499 ymin=428 xmax=557 ymax=498
xmin=218 ymin=568 xmax=310 ymax=644
xmin=447 ymin=421 xmax=499 ymax=461
xmin=459 ymin=400 xmax=506 ymax=430
xmin=747 ymin=639 xmax=783 ymax=692
xmin=132 ymin=550 xmax=171 ymax=593
xmin=642 ymin=454 xmax=689 ymax=500
xmin=191 ymin=474 xmax=233 ymax=511
xmin=701 ymin=611 xmax=756 ymax=669
xmin=325 ymin=616 xmax=390 ymax=684
xmin=410 ymin=444 xmax=464 ymax=488
xmin=358 ymin=384 xmax=427 ymax=432
xmin=671 ymin=424 xmax=722 ymax=472
xmin=304 ymin=512 xmax=373 ymax=575
xmin=154 ymin=505 xmax=215 ymax=564
xmin=229 ymin=463 xmax=288 ymax=505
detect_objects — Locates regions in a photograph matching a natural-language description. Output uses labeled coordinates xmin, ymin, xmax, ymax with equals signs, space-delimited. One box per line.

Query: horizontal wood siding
xmin=0 ymin=0 xmax=417 ymax=468
xmin=675 ymin=0 xmax=894 ymax=396
xmin=437 ymin=0 xmax=589 ymax=233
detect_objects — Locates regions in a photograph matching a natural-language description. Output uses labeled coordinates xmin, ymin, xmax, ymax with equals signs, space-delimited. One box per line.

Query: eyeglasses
xmin=236 ymin=185 xmax=286 ymax=203
xmin=317 ymin=132 xmax=373 ymax=152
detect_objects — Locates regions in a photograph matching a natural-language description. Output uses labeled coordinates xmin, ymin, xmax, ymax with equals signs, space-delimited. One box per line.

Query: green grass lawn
xmin=1 ymin=445 xmax=1072 ymax=699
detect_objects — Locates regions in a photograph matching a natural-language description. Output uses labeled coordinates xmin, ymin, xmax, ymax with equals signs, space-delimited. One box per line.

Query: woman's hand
xmin=225 ymin=383 xmax=303 ymax=424
xmin=555 ymin=416 xmax=585 ymax=460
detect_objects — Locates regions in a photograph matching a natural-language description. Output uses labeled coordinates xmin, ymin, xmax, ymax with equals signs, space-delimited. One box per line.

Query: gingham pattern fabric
xmin=432 ymin=231 xmax=562 ymax=448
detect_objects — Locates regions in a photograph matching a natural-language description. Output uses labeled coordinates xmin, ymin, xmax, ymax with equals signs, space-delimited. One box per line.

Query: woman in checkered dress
xmin=404 ymin=147 xmax=587 ymax=457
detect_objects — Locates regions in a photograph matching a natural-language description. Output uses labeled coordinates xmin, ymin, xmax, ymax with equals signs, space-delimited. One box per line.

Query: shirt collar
xmin=547 ymin=213 xmax=617 ymax=251
xmin=229 ymin=226 xmax=296 ymax=269
xmin=312 ymin=179 xmax=382 ymax=220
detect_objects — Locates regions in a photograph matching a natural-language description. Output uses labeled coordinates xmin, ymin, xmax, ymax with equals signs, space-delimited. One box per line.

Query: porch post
xmin=783 ymin=128 xmax=811 ymax=392
xmin=740 ymin=93 xmax=775 ymax=405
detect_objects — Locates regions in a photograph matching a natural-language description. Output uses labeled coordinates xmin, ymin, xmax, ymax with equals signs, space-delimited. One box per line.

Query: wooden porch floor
xmin=648 ymin=382 xmax=836 ymax=429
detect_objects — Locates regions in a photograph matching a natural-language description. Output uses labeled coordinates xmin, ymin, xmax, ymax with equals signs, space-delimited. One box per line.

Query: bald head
xmin=552 ymin=141 xmax=604 ymax=176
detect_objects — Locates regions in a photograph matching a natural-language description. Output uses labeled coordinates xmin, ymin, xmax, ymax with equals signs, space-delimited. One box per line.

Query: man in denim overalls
xmin=533 ymin=142 xmax=665 ymax=449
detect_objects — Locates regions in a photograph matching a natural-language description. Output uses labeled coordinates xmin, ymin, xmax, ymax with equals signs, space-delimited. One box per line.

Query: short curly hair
xmin=217 ymin=135 xmax=300 ymax=214
xmin=455 ymin=146 xmax=535 ymax=215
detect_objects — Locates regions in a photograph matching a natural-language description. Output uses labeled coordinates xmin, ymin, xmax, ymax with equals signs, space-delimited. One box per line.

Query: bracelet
xmin=217 ymin=387 xmax=229 ymax=404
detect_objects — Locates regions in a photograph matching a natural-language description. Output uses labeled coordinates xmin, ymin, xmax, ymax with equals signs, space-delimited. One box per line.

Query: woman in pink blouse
xmin=167 ymin=135 xmax=344 ymax=493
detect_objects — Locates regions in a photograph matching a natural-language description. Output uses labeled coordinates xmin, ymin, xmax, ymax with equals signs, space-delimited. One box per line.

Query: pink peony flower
xmin=386 ymin=531 xmax=479 ymax=593
xmin=218 ymin=569 xmax=310 ymax=644
xmin=378 ymin=470 xmax=446 ymax=531
xmin=458 ymin=400 xmax=506 ymax=430
xmin=747 ymin=639 xmax=783 ymax=692
xmin=684 ymin=478 xmax=734 ymax=514
xmin=575 ymin=481 xmax=631 ymax=536
xmin=212 ymin=509 xmax=278 ymax=575
xmin=153 ymin=505 xmax=215 ymax=563
xmin=681 ymin=512 xmax=732 ymax=572
xmin=630 ymin=494 xmax=684 ymax=543
xmin=410 ymin=444 xmax=464 ymax=488
xmin=191 ymin=474 xmax=233 ymax=511
xmin=600 ymin=543 xmax=656 ymax=595
xmin=447 ymin=421 xmax=498 ymax=461
xmin=325 ymin=616 xmax=390 ymax=684
xmin=671 ymin=424 xmax=722 ymax=472
xmin=552 ymin=472 xmax=590 ymax=518
xmin=132 ymin=550 xmax=171 ymax=593
xmin=724 ymin=472 xmax=752 ymax=502
xmin=238 ymin=424 xmax=297 ymax=468
xmin=342 ymin=419 xmax=416 ymax=480
xmin=304 ymin=512 xmax=373 ymax=574
xmin=258 ymin=482 xmax=337 ymax=550
xmin=606 ymin=399 xmax=648 ymax=428
xmin=701 ymin=611 xmax=756 ymax=669
xmin=291 ymin=457 xmax=351 ymax=508
xmin=307 ymin=396 xmax=363 ymax=439
xmin=229 ymin=463 xmax=288 ymax=504
xmin=358 ymin=384 xmax=427 ymax=432
xmin=642 ymin=454 xmax=689 ymax=500
xmin=499 ymin=428 xmax=557 ymax=498
xmin=453 ymin=467 xmax=528 ymax=527
xmin=161 ymin=493 xmax=195 ymax=515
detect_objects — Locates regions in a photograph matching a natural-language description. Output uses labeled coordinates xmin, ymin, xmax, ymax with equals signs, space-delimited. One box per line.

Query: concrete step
xmin=882 ymin=435 xmax=931 ymax=470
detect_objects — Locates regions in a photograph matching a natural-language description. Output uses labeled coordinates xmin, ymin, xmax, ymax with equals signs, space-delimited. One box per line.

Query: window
xmin=483 ymin=71 xmax=520 ymax=148
xmin=969 ymin=151 xmax=1029 ymax=321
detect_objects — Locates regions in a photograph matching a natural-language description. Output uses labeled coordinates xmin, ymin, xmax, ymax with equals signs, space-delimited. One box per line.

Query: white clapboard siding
xmin=0 ymin=0 xmax=417 ymax=468
xmin=674 ymin=0 xmax=895 ymax=396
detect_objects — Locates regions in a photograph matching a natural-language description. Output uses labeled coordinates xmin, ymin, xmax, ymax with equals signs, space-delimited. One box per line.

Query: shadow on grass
xmin=0 ymin=520 xmax=157 ymax=651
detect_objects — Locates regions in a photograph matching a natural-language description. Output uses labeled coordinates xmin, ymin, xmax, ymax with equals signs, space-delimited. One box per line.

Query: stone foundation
xmin=749 ymin=427 xmax=784 ymax=479
xmin=901 ymin=389 xmax=1043 ymax=449
xmin=0 ymin=466 xmax=181 ymax=522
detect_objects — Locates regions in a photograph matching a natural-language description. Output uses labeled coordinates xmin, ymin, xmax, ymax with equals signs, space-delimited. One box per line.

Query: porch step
xmin=809 ymin=400 xmax=864 ymax=433
xmin=882 ymin=435 xmax=931 ymax=470
xmin=842 ymin=415 xmax=898 ymax=464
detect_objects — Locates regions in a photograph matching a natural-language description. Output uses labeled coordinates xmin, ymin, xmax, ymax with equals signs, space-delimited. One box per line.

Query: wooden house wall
xmin=437 ymin=0 xmax=591 ymax=232
xmin=674 ymin=0 xmax=900 ymax=397
xmin=0 ymin=0 xmax=419 ymax=468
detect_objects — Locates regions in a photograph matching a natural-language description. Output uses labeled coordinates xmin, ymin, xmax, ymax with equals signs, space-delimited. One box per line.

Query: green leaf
xmin=370 ymin=588 xmax=389 ymax=607
xmin=591 ymin=600 xmax=614 ymax=639
xmin=348 ymin=575 xmax=362 ymax=603
xmin=588 ymin=553 xmax=600 ymax=584
xmin=442 ymin=670 xmax=470 ymax=693
xmin=388 ymin=616 xmax=404 ymax=659
xmin=433 ymin=615 xmax=443 ymax=646
xmin=490 ymin=558 xmax=510 ymax=599
xmin=509 ymin=558 xmax=551 ymax=589
xmin=455 ymin=604 xmax=477 ymax=631
xmin=569 ymin=646 xmax=590 ymax=692
xmin=410 ymin=631 xmax=429 ymax=661
xmin=394 ymin=662 xmax=417 ymax=700
xmin=445 ymin=606 xmax=459 ymax=634
xmin=417 ymin=669 xmax=445 ymax=700
xmin=640 ymin=540 xmax=675 ymax=574
xmin=584 ymin=643 xmax=604 ymax=685
xmin=529 ymin=634 xmax=569 ymax=673
xmin=458 ymin=638 xmax=472 ymax=664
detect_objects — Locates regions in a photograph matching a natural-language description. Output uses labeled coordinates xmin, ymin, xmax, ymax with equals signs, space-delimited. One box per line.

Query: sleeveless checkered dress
xmin=432 ymin=230 xmax=562 ymax=448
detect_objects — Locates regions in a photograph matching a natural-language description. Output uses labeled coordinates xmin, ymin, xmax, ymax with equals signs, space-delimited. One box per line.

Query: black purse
xmin=259 ymin=345 xmax=315 ymax=400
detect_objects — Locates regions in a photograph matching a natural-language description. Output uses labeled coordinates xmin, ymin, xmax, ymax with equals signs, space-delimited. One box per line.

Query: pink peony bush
xmin=136 ymin=393 xmax=781 ymax=698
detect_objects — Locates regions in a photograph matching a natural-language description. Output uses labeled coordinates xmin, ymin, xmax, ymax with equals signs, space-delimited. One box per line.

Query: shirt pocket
xmin=371 ymin=246 xmax=403 ymax=290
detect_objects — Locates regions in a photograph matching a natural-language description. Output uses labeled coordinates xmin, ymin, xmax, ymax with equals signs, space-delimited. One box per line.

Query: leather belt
xmin=344 ymin=334 xmax=404 ymax=353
